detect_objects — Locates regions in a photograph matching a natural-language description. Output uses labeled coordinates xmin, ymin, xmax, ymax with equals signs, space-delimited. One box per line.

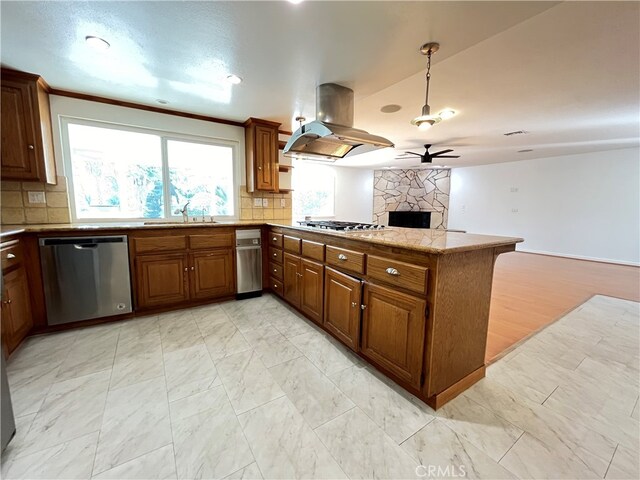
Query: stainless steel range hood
xmin=283 ymin=83 xmax=394 ymax=161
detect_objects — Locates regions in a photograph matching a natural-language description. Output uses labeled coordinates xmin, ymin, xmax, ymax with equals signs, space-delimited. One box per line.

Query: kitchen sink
xmin=143 ymin=220 xmax=218 ymax=225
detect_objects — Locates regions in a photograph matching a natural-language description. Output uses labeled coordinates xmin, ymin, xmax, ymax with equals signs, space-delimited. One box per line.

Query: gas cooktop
xmin=297 ymin=221 xmax=384 ymax=232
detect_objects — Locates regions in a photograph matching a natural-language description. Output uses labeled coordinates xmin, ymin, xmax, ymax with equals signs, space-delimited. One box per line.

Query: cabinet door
xmin=1 ymin=81 xmax=39 ymax=180
xmin=283 ymin=252 xmax=301 ymax=308
xmin=2 ymin=267 xmax=33 ymax=354
xmin=135 ymin=253 xmax=189 ymax=308
xmin=323 ymin=267 xmax=362 ymax=351
xmin=300 ymin=258 xmax=324 ymax=325
xmin=361 ymin=283 xmax=427 ymax=388
xmin=190 ymin=250 xmax=235 ymax=300
xmin=255 ymin=125 xmax=277 ymax=191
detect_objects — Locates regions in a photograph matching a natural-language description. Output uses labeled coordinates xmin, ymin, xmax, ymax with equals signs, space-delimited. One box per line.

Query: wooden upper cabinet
xmin=283 ymin=253 xmax=301 ymax=308
xmin=244 ymin=118 xmax=280 ymax=192
xmin=360 ymin=283 xmax=427 ymax=388
xmin=1 ymin=69 xmax=56 ymax=183
xmin=300 ymin=258 xmax=324 ymax=325
xmin=134 ymin=253 xmax=189 ymax=308
xmin=190 ymin=250 xmax=235 ymax=300
xmin=323 ymin=267 xmax=362 ymax=351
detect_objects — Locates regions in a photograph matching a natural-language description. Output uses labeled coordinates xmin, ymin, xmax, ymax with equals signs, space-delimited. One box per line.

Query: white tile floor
xmin=1 ymin=294 xmax=638 ymax=479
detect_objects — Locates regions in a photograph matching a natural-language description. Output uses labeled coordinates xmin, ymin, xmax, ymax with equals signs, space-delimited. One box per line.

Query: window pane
xmin=292 ymin=161 xmax=335 ymax=218
xmin=67 ymin=123 xmax=163 ymax=219
xmin=167 ymin=140 xmax=234 ymax=216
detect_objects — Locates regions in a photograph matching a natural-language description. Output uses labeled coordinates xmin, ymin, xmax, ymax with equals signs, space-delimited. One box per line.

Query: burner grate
xmin=297 ymin=221 xmax=384 ymax=231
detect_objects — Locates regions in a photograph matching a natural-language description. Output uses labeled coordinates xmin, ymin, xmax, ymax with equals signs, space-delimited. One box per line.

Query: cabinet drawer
xmin=326 ymin=245 xmax=365 ymax=274
xmin=133 ymin=235 xmax=187 ymax=254
xmin=302 ymin=240 xmax=324 ymax=262
xmin=269 ymin=247 xmax=283 ymax=264
xmin=189 ymin=233 xmax=234 ymax=250
xmin=270 ymin=276 xmax=284 ymax=297
xmin=269 ymin=232 xmax=283 ymax=248
xmin=270 ymin=261 xmax=283 ymax=280
xmin=283 ymin=235 xmax=301 ymax=254
xmin=1 ymin=240 xmax=22 ymax=272
xmin=367 ymin=255 xmax=428 ymax=295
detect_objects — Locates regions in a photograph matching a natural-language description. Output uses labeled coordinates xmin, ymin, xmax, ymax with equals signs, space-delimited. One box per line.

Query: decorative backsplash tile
xmin=239 ymin=186 xmax=292 ymax=221
xmin=1 ymin=176 xmax=72 ymax=225
xmin=373 ymin=169 xmax=451 ymax=229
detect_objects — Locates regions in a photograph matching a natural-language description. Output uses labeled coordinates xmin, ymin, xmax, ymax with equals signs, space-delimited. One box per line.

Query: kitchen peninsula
xmin=1 ymin=222 xmax=522 ymax=408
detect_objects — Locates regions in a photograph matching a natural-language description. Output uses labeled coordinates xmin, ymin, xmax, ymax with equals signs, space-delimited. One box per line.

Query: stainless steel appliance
xmin=297 ymin=220 xmax=384 ymax=232
xmin=236 ymin=229 xmax=262 ymax=299
xmin=39 ymin=236 xmax=132 ymax=325
xmin=1 ymin=346 xmax=16 ymax=451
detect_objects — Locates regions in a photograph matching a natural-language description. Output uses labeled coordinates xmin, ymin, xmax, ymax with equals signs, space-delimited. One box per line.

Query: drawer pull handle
xmin=386 ymin=267 xmax=400 ymax=276
xmin=273 ymin=237 xmax=277 ymax=241
xmin=273 ymin=253 xmax=277 ymax=257
xmin=28 ymin=144 xmax=34 ymax=150
xmin=6 ymin=253 xmax=16 ymax=260
xmin=273 ymin=283 xmax=278 ymax=288
xmin=273 ymin=269 xmax=277 ymax=273
xmin=337 ymin=254 xmax=348 ymax=261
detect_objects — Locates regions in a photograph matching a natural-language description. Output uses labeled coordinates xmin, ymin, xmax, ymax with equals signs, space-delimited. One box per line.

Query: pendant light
xmin=411 ymin=42 xmax=444 ymax=130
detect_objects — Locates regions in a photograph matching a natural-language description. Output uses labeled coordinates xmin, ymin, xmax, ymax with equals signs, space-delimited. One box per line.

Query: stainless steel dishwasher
xmin=39 ymin=235 xmax=132 ymax=325
xmin=235 ymin=229 xmax=262 ymax=299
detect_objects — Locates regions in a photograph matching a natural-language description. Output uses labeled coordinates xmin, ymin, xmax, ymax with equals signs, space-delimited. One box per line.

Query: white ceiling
xmin=1 ymin=1 xmax=638 ymax=168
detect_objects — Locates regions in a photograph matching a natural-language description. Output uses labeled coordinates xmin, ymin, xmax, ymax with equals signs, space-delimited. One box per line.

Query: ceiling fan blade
xmin=431 ymin=149 xmax=454 ymax=156
xmin=434 ymin=155 xmax=460 ymax=158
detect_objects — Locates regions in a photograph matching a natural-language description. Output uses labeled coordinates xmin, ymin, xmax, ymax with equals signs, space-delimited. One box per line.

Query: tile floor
xmin=1 ymin=294 xmax=638 ymax=479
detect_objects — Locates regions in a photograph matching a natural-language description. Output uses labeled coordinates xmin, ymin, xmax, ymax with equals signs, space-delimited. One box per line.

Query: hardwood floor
xmin=486 ymin=252 xmax=640 ymax=362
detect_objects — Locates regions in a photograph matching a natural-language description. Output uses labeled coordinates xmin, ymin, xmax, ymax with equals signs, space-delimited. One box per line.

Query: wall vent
xmin=503 ymin=130 xmax=528 ymax=136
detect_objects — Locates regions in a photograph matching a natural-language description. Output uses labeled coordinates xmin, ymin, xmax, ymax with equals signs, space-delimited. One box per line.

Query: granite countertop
xmin=1 ymin=221 xmax=523 ymax=254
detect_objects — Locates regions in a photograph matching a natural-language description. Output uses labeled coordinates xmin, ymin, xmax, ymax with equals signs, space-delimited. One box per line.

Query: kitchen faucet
xmin=174 ymin=201 xmax=190 ymax=222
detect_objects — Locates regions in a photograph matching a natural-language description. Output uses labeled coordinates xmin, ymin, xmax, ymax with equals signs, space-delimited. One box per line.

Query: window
xmin=292 ymin=161 xmax=335 ymax=218
xmin=63 ymin=120 xmax=236 ymax=220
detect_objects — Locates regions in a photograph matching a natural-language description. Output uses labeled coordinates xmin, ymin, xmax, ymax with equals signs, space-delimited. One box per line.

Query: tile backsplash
xmin=239 ymin=186 xmax=292 ymax=221
xmin=1 ymin=176 xmax=71 ymax=224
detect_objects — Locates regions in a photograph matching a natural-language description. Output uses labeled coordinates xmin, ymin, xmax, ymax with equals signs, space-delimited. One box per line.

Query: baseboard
xmin=517 ymin=248 xmax=640 ymax=267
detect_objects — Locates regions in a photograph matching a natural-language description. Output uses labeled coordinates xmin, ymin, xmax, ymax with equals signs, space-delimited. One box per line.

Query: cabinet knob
xmin=3 ymin=299 xmax=11 ymax=304
xmin=273 ymin=269 xmax=277 ymax=273
xmin=273 ymin=253 xmax=277 ymax=257
xmin=337 ymin=254 xmax=348 ymax=261
xmin=273 ymin=237 xmax=277 ymax=241
xmin=273 ymin=283 xmax=278 ymax=288
xmin=351 ymin=302 xmax=357 ymax=308
xmin=191 ymin=266 xmax=195 ymax=271
xmin=258 ymin=166 xmax=262 ymax=170
xmin=6 ymin=253 xmax=16 ymax=260
xmin=385 ymin=267 xmax=400 ymax=276
xmin=28 ymin=144 xmax=34 ymax=150
xmin=361 ymin=304 xmax=367 ymax=310
xmin=184 ymin=267 xmax=188 ymax=271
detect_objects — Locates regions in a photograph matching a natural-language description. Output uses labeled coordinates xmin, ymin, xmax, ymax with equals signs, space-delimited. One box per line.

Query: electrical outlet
xmin=280 ymin=199 xmax=286 ymax=208
xmin=28 ymin=191 xmax=46 ymax=204
xmin=511 ymin=208 xmax=519 ymax=213
xmin=262 ymin=198 xmax=269 ymax=207
xmin=253 ymin=198 xmax=262 ymax=207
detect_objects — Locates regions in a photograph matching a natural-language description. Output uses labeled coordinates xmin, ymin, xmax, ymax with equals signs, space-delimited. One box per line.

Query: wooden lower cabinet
xmin=360 ymin=283 xmax=427 ymax=388
xmin=135 ymin=253 xmax=189 ymax=308
xmin=300 ymin=258 xmax=324 ymax=324
xmin=190 ymin=250 xmax=234 ymax=299
xmin=323 ymin=267 xmax=362 ymax=351
xmin=2 ymin=267 xmax=33 ymax=355
xmin=283 ymin=252 xmax=302 ymax=307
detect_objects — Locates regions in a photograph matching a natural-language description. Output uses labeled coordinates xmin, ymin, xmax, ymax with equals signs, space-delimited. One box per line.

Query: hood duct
xmin=283 ymin=83 xmax=394 ymax=161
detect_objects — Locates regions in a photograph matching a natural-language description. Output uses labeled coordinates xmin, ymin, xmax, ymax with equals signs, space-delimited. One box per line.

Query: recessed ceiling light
xmin=288 ymin=0 xmax=305 ymax=4
xmin=518 ymin=149 xmax=533 ymax=153
xmin=156 ymin=99 xmax=169 ymax=105
xmin=380 ymin=104 xmax=402 ymax=114
xmin=438 ymin=109 xmax=456 ymax=119
xmin=85 ymin=35 xmax=110 ymax=50
xmin=226 ymin=74 xmax=242 ymax=84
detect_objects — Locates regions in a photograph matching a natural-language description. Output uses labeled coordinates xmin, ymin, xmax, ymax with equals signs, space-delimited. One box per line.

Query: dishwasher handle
xmin=73 ymin=243 xmax=98 ymax=250
xmin=40 ymin=236 xmax=127 ymax=247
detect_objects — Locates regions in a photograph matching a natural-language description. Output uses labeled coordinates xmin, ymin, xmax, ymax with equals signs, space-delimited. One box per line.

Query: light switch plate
xmin=28 ymin=191 xmax=46 ymax=204
xmin=262 ymin=198 xmax=269 ymax=207
xmin=254 ymin=198 xmax=262 ymax=207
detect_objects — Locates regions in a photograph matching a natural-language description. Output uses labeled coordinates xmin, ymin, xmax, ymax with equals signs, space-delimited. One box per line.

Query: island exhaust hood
xmin=283 ymin=83 xmax=394 ymax=161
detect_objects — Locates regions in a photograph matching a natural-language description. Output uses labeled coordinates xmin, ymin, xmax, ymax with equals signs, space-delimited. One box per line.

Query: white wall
xmin=448 ymin=148 xmax=640 ymax=265
xmin=333 ymin=167 xmax=374 ymax=223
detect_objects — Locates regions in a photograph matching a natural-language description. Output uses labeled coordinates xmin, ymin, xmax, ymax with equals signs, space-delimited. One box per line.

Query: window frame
xmin=60 ymin=116 xmax=240 ymax=223
xmin=291 ymin=160 xmax=337 ymax=220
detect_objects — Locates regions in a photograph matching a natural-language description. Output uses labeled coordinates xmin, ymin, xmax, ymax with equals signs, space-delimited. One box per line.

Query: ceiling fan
xmin=395 ymin=144 xmax=460 ymax=164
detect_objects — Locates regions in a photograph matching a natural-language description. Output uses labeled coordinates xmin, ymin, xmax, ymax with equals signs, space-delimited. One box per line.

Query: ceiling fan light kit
xmin=412 ymin=42 xmax=456 ymax=130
